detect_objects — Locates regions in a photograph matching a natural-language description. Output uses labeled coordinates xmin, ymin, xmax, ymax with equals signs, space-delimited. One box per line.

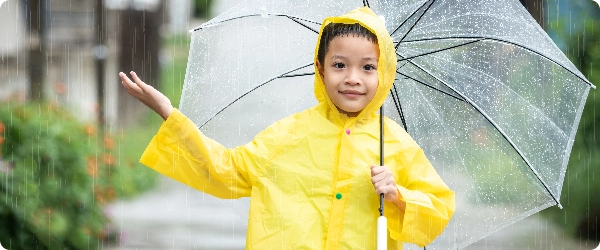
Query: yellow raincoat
xmin=141 ymin=7 xmax=455 ymax=250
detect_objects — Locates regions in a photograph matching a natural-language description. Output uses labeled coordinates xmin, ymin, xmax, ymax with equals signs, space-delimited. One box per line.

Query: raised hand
xmin=119 ymin=71 xmax=174 ymax=120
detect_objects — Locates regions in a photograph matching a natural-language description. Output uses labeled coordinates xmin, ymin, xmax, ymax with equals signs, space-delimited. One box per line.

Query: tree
xmin=520 ymin=0 xmax=544 ymax=27
xmin=117 ymin=1 xmax=163 ymax=127
xmin=541 ymin=0 xmax=600 ymax=241
xmin=25 ymin=0 xmax=47 ymax=101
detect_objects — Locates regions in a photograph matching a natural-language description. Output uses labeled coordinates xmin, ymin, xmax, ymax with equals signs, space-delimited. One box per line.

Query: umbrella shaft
xmin=379 ymin=106 xmax=384 ymax=216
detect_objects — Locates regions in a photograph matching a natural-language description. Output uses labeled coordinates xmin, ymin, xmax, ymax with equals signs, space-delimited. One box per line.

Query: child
xmin=119 ymin=6 xmax=454 ymax=250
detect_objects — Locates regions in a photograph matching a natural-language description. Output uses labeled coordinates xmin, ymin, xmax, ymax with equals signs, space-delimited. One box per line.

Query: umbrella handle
xmin=377 ymin=215 xmax=387 ymax=250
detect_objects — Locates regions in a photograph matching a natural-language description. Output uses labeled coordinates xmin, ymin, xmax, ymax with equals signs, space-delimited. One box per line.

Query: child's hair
xmin=317 ymin=23 xmax=378 ymax=66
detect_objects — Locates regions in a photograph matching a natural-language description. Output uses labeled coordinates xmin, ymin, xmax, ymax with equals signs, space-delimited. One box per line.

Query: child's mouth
xmin=340 ymin=90 xmax=364 ymax=98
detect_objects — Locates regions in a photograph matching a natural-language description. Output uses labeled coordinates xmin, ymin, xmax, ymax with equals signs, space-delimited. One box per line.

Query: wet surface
xmin=463 ymin=217 xmax=596 ymax=250
xmin=105 ymin=177 xmax=246 ymax=250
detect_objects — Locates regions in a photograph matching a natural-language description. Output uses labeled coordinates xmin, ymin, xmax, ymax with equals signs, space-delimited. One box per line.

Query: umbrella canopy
xmin=179 ymin=0 xmax=594 ymax=249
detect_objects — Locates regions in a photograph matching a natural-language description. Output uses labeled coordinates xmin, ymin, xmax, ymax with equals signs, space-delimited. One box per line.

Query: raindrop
xmin=260 ymin=6 xmax=268 ymax=18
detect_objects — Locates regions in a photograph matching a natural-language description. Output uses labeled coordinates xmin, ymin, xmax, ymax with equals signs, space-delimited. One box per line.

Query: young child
xmin=119 ymin=7 xmax=454 ymax=250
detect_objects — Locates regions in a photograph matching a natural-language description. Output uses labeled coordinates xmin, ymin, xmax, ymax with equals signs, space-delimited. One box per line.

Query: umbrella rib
xmin=397 ymin=39 xmax=482 ymax=63
xmin=286 ymin=16 xmax=320 ymax=34
xmin=400 ymin=36 xmax=594 ymax=87
xmin=395 ymin=45 xmax=469 ymax=102
xmin=193 ymin=14 xmax=321 ymax=32
xmin=390 ymin=84 xmax=408 ymax=132
xmin=404 ymin=59 xmax=562 ymax=207
xmin=407 ymin=45 xmax=572 ymax=140
xmin=396 ymin=71 xmax=466 ymax=103
xmin=279 ymin=72 xmax=315 ymax=78
xmin=198 ymin=63 xmax=315 ymax=128
xmin=395 ymin=0 xmax=436 ymax=50
xmin=193 ymin=15 xmax=260 ymax=31
xmin=391 ymin=62 xmax=410 ymax=131
xmin=363 ymin=0 xmax=370 ymax=8
xmin=390 ymin=0 xmax=432 ymax=38
xmin=280 ymin=15 xmax=322 ymax=25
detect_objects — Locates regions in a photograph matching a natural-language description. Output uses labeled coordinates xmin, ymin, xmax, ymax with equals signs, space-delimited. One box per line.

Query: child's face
xmin=317 ymin=35 xmax=379 ymax=117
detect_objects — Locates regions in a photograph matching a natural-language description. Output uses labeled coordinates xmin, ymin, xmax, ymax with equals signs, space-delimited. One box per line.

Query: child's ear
xmin=316 ymin=60 xmax=324 ymax=78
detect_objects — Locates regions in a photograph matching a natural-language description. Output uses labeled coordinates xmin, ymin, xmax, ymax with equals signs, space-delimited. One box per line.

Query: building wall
xmin=0 ymin=0 xmax=195 ymax=129
xmin=0 ymin=0 xmax=27 ymax=101
xmin=0 ymin=0 xmax=120 ymax=127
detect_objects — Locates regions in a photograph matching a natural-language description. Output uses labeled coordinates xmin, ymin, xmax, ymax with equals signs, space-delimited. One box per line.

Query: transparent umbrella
xmin=179 ymin=0 xmax=595 ymax=249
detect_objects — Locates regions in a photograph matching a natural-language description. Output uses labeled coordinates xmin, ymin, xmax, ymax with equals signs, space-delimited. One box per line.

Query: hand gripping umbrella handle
xmin=378 ymin=106 xmax=387 ymax=250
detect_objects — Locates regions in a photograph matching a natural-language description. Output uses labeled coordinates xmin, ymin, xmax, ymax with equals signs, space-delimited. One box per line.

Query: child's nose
xmin=345 ymin=69 xmax=361 ymax=85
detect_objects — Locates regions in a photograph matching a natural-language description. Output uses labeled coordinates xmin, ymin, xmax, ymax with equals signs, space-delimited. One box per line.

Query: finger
xmin=119 ymin=72 xmax=130 ymax=86
xmin=371 ymin=172 xmax=386 ymax=184
xmin=119 ymin=72 xmax=137 ymax=90
xmin=374 ymin=174 xmax=396 ymax=189
xmin=130 ymin=71 xmax=149 ymax=90
xmin=370 ymin=165 xmax=385 ymax=176
xmin=372 ymin=167 xmax=385 ymax=179
xmin=119 ymin=75 xmax=138 ymax=96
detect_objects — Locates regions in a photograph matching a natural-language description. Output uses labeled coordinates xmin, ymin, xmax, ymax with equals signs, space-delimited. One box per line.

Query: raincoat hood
xmin=314 ymin=7 xmax=397 ymax=121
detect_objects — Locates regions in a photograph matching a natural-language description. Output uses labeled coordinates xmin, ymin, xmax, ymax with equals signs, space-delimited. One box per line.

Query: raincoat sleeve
xmin=385 ymin=122 xmax=455 ymax=247
xmin=139 ymin=108 xmax=254 ymax=198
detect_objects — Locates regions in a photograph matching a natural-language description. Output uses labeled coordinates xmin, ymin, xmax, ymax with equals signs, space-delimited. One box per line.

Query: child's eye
xmin=333 ymin=62 xmax=345 ymax=69
xmin=364 ymin=64 xmax=376 ymax=71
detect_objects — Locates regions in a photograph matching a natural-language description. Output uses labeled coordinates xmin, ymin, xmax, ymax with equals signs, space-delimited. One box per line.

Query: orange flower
xmin=82 ymin=227 xmax=92 ymax=236
xmin=84 ymin=124 xmax=96 ymax=136
xmin=96 ymin=229 xmax=107 ymax=240
xmin=105 ymin=187 xmax=117 ymax=202
xmin=44 ymin=207 xmax=54 ymax=215
xmin=103 ymin=153 xmax=115 ymax=166
xmin=104 ymin=137 xmax=115 ymax=150
xmin=94 ymin=186 xmax=107 ymax=204
xmin=47 ymin=101 xmax=60 ymax=112
xmin=0 ymin=122 xmax=5 ymax=133
xmin=86 ymin=157 xmax=98 ymax=177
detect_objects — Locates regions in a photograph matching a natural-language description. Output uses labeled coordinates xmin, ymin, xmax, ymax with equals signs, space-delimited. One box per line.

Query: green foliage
xmin=162 ymin=34 xmax=191 ymax=109
xmin=193 ymin=0 xmax=214 ymax=18
xmin=541 ymin=0 xmax=600 ymax=241
xmin=0 ymin=102 xmax=154 ymax=249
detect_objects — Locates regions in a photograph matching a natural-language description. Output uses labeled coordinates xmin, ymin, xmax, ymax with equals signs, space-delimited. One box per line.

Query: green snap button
xmin=335 ymin=193 xmax=342 ymax=199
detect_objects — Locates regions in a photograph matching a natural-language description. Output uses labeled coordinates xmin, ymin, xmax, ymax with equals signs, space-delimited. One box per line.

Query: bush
xmin=541 ymin=0 xmax=600 ymax=241
xmin=0 ymin=102 xmax=156 ymax=249
xmin=193 ymin=0 xmax=214 ymax=18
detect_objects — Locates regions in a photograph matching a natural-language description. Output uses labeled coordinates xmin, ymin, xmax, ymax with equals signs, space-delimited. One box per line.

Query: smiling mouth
xmin=340 ymin=90 xmax=364 ymax=96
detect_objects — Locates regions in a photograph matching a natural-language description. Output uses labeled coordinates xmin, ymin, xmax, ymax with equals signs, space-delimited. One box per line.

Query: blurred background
xmin=0 ymin=0 xmax=598 ymax=249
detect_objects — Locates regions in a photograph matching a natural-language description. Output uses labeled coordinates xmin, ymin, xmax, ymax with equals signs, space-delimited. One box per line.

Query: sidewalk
xmin=105 ymin=177 xmax=246 ymax=250
xmin=106 ymin=176 xmax=597 ymax=250
xmin=463 ymin=216 xmax=596 ymax=250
